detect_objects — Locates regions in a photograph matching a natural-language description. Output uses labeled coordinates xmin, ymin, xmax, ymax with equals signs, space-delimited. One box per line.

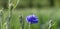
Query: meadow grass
xmin=1 ymin=8 xmax=60 ymax=29
xmin=0 ymin=0 xmax=60 ymax=29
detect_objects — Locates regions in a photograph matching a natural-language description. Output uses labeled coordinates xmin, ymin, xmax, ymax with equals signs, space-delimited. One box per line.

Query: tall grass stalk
xmin=48 ymin=20 xmax=56 ymax=29
xmin=19 ymin=15 xmax=24 ymax=29
xmin=0 ymin=8 xmax=3 ymax=29
xmin=47 ymin=9 xmax=57 ymax=29
xmin=6 ymin=0 xmax=12 ymax=29
xmin=48 ymin=20 xmax=52 ymax=29
xmin=12 ymin=0 xmax=19 ymax=10
xmin=6 ymin=0 xmax=20 ymax=29
xmin=0 ymin=11 xmax=2 ymax=29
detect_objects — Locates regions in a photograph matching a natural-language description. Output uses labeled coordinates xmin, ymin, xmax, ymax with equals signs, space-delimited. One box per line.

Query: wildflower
xmin=26 ymin=14 xmax=38 ymax=24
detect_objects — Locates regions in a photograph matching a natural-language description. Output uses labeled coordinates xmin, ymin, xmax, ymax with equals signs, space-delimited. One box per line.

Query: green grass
xmin=1 ymin=8 xmax=60 ymax=29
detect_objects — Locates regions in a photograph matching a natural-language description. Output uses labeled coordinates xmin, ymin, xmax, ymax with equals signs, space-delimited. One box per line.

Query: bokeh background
xmin=0 ymin=0 xmax=60 ymax=29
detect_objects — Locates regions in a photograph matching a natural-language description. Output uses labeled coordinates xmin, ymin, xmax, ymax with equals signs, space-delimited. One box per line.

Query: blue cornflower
xmin=26 ymin=14 xmax=38 ymax=24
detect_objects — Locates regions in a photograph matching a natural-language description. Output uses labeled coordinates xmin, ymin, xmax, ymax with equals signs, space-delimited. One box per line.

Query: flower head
xmin=26 ymin=14 xmax=38 ymax=24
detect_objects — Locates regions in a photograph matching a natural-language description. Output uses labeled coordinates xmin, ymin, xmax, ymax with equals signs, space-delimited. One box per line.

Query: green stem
xmin=28 ymin=23 xmax=31 ymax=29
xmin=7 ymin=0 xmax=11 ymax=29
xmin=0 ymin=8 xmax=3 ymax=29
xmin=12 ymin=0 xmax=19 ymax=10
xmin=19 ymin=15 xmax=24 ymax=29
xmin=0 ymin=12 xmax=2 ymax=29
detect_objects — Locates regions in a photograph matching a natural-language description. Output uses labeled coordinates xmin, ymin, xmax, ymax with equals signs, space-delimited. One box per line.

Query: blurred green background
xmin=0 ymin=0 xmax=60 ymax=29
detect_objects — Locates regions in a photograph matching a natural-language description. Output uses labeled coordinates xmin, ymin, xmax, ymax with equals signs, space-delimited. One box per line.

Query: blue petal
xmin=26 ymin=14 xmax=38 ymax=24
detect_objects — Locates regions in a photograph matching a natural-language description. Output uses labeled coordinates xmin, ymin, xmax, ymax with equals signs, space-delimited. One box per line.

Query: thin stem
xmin=28 ymin=23 xmax=31 ymax=29
xmin=8 ymin=0 xmax=11 ymax=10
xmin=0 ymin=12 xmax=2 ymax=29
xmin=2 ymin=21 xmax=6 ymax=29
xmin=48 ymin=20 xmax=56 ymax=29
xmin=0 ymin=8 xmax=3 ymax=29
xmin=48 ymin=20 xmax=52 ymax=29
xmin=21 ymin=22 xmax=24 ymax=29
xmin=12 ymin=0 xmax=19 ymax=10
xmin=6 ymin=15 xmax=11 ymax=29
xmin=7 ymin=0 xmax=12 ymax=29
xmin=19 ymin=15 xmax=24 ymax=29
